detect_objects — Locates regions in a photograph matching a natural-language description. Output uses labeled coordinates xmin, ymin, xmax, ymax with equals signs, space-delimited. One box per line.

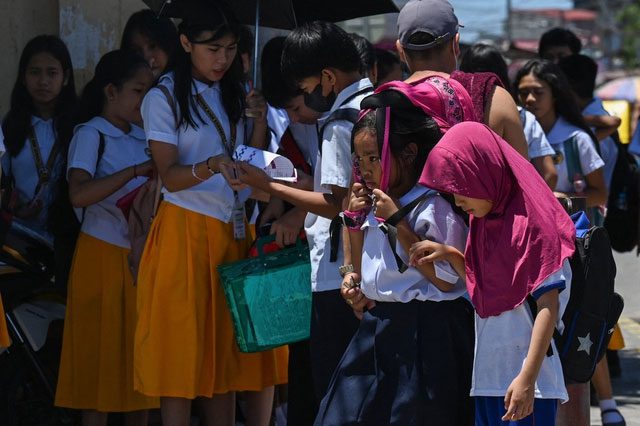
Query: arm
xmin=531 ymin=155 xmax=558 ymax=190
xmin=409 ymin=240 xmax=466 ymax=281
xmin=554 ymin=167 xmax=607 ymax=207
xmin=149 ymin=141 xmax=236 ymax=193
xmin=68 ymin=161 xmax=153 ymax=208
xmin=247 ymin=90 xmax=270 ymax=149
xmin=584 ymin=114 xmax=621 ymax=142
xmin=486 ymin=86 xmax=529 ymax=159
xmin=236 ymin=161 xmax=347 ymax=219
xmin=503 ymin=289 xmax=559 ymax=421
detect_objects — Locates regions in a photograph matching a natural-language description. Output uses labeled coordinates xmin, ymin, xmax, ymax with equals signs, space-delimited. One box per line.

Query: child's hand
xmin=235 ymin=161 xmax=272 ymax=190
xmin=502 ymin=373 xmax=535 ymax=421
xmin=348 ymin=182 xmax=372 ymax=212
xmin=245 ymin=89 xmax=267 ymax=122
xmin=409 ymin=239 xmax=450 ymax=265
xmin=14 ymin=198 xmax=43 ymax=219
xmin=371 ymin=189 xmax=399 ymax=220
xmin=341 ymin=272 xmax=376 ymax=319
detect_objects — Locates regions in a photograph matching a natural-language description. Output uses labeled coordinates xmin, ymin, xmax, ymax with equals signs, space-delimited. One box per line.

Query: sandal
xmin=601 ymin=408 xmax=626 ymax=426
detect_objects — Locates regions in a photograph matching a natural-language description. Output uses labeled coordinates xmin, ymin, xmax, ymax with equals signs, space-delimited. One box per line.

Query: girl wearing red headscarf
xmin=412 ymin=122 xmax=576 ymax=425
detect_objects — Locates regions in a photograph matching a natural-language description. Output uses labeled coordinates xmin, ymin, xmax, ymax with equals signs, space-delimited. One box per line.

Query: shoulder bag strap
xmin=380 ymin=190 xmax=438 ymax=273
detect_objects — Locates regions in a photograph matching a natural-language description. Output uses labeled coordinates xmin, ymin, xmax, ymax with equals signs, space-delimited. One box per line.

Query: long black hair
xmin=514 ymin=59 xmax=598 ymax=149
xmin=171 ymin=2 xmax=245 ymax=128
xmin=120 ymin=9 xmax=180 ymax=73
xmin=2 ymin=35 xmax=77 ymax=158
xmin=77 ymin=49 xmax=149 ymax=124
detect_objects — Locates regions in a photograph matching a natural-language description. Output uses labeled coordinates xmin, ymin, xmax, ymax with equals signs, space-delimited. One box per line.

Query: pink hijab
xmin=361 ymin=74 xmax=477 ymax=192
xmin=420 ymin=122 xmax=575 ymax=318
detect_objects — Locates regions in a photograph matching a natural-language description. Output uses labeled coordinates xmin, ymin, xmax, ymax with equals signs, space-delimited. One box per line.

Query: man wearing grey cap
xmin=396 ymin=0 xmax=528 ymax=158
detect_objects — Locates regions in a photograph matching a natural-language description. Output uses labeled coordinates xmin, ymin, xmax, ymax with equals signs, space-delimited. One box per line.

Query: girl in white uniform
xmin=134 ymin=3 xmax=287 ymax=426
xmin=416 ymin=122 xmax=576 ymax=426
xmin=515 ymin=59 xmax=606 ymax=210
xmin=316 ymin=97 xmax=474 ymax=425
xmin=55 ymin=49 xmax=157 ymax=425
xmin=1 ymin=35 xmax=77 ymax=245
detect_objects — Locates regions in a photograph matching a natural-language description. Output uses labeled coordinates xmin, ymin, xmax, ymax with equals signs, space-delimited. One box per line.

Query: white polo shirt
xmin=546 ymin=116 xmax=604 ymax=193
xmin=2 ymin=116 xmax=62 ymax=237
xmin=141 ymin=73 xmax=250 ymax=222
xmin=518 ymin=107 xmax=555 ymax=159
xmin=361 ymin=185 xmax=468 ymax=302
xmin=67 ymin=117 xmax=150 ymax=248
xmin=305 ymin=78 xmax=373 ymax=292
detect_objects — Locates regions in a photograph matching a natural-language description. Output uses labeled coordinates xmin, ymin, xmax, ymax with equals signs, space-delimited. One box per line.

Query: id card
xmin=232 ymin=197 xmax=246 ymax=241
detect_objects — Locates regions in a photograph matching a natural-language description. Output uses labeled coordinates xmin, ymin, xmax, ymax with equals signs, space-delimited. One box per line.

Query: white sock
xmin=600 ymin=399 xmax=624 ymax=423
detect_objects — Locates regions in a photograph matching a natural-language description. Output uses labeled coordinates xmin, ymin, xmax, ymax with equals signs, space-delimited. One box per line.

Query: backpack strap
xmin=563 ymin=136 xmax=582 ymax=185
xmin=380 ymin=189 xmax=438 ymax=273
xmin=318 ymin=86 xmax=374 ymax=154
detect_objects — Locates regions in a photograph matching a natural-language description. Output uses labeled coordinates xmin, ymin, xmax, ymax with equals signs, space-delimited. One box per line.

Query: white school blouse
xmin=67 ymin=117 xmax=149 ymax=248
xmin=1 ymin=116 xmax=62 ymax=236
xmin=546 ymin=116 xmax=604 ymax=194
xmin=360 ymin=185 xmax=468 ymax=303
xmin=305 ymin=78 xmax=374 ymax=293
xmin=518 ymin=107 xmax=555 ymax=160
xmin=583 ymin=98 xmax=618 ymax=190
xmin=470 ymin=260 xmax=572 ymax=402
xmin=141 ymin=73 xmax=250 ymax=222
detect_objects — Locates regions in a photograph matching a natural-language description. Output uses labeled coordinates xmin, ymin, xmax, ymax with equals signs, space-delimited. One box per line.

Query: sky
xmin=449 ymin=0 xmax=574 ymax=42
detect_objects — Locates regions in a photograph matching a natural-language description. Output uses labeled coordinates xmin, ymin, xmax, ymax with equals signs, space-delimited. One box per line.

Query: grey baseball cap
xmin=397 ymin=0 xmax=461 ymax=51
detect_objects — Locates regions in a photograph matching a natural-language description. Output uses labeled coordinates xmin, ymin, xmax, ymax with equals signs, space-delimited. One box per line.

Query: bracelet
xmin=206 ymin=156 xmax=218 ymax=175
xmin=192 ymin=162 xmax=207 ymax=182
xmin=341 ymin=209 xmax=367 ymax=231
xmin=133 ymin=164 xmax=137 ymax=178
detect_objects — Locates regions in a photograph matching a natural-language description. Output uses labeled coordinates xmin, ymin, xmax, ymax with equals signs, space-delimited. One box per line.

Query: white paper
xmin=233 ymin=145 xmax=297 ymax=182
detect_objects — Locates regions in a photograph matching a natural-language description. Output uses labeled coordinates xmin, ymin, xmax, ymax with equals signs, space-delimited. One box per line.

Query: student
xmin=395 ymin=0 xmax=529 ymax=158
xmin=316 ymin=88 xmax=474 ymax=425
xmin=415 ymin=121 xmax=576 ymax=425
xmin=134 ymin=2 xmax=286 ymax=425
xmin=237 ymin=21 xmax=374 ymax=405
xmin=54 ymin=49 xmax=157 ymax=426
xmin=557 ymin=53 xmax=626 ymax=426
xmin=459 ymin=43 xmax=557 ymax=188
xmin=558 ymin=54 xmax=619 ymax=190
xmin=121 ymin=9 xmax=180 ymax=79
xmin=1 ymin=35 xmax=76 ymax=244
xmin=538 ymin=27 xmax=582 ymax=63
xmin=375 ymin=48 xmax=403 ymax=87
xmin=515 ymin=59 xmax=607 ymax=209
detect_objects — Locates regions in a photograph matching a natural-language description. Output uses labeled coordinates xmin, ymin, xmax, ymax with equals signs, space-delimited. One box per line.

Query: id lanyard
xmin=28 ymin=126 xmax=60 ymax=202
xmin=195 ymin=93 xmax=246 ymax=240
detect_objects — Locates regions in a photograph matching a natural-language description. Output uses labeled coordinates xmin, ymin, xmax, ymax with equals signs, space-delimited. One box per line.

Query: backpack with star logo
xmin=556 ymin=211 xmax=624 ymax=383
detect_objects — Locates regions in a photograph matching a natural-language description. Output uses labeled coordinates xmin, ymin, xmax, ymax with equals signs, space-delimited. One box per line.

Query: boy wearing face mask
xmin=237 ymin=21 xmax=373 ymax=408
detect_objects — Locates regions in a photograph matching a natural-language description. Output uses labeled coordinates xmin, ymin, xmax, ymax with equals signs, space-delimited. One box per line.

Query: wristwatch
xmin=339 ymin=264 xmax=354 ymax=277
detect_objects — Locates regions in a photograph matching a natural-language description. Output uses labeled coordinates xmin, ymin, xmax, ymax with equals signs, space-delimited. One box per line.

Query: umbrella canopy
xmin=145 ymin=0 xmax=398 ymax=29
xmin=596 ymin=76 xmax=640 ymax=103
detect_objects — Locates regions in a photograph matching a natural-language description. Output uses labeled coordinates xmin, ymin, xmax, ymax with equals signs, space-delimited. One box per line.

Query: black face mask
xmin=303 ymin=83 xmax=336 ymax=113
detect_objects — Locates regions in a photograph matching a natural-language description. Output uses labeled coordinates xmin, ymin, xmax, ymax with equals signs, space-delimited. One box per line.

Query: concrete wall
xmin=0 ymin=0 xmax=146 ymax=116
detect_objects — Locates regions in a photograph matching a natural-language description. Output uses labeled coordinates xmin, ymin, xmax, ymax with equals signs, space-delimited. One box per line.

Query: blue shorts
xmin=475 ymin=397 xmax=558 ymax=426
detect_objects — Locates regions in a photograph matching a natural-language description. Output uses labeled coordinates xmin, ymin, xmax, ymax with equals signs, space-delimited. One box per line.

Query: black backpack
xmin=603 ymin=132 xmax=640 ymax=254
xmin=530 ymin=212 xmax=624 ymax=383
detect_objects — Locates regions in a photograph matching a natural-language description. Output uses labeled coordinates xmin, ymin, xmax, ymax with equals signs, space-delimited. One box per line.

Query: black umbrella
xmin=144 ymin=0 xmax=399 ymax=82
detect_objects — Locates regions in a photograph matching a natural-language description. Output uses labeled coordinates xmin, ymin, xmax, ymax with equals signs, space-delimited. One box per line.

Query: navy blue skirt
xmin=314 ymin=297 xmax=475 ymax=426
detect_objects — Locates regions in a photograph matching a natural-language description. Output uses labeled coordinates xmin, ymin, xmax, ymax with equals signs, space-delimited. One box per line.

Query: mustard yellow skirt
xmin=0 ymin=294 xmax=10 ymax=348
xmin=55 ymin=233 xmax=159 ymax=412
xmin=608 ymin=323 xmax=625 ymax=351
xmin=134 ymin=202 xmax=288 ymax=399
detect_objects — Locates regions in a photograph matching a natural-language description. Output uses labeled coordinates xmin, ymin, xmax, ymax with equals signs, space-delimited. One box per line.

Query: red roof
xmin=512 ymin=8 xmax=597 ymax=22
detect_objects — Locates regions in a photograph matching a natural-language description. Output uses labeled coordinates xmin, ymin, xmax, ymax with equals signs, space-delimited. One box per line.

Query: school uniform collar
xmin=191 ymin=78 xmax=221 ymax=95
xmin=31 ymin=115 xmax=53 ymax=126
xmin=79 ymin=116 xmax=145 ymax=140
xmin=328 ymin=77 xmax=374 ymax=114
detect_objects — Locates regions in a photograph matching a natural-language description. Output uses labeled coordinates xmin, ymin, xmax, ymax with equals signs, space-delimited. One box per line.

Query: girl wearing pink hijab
xmin=412 ymin=122 xmax=576 ymax=425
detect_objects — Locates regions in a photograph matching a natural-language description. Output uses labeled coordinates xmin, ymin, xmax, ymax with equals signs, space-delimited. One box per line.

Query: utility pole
xmin=506 ymin=0 xmax=513 ymax=45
